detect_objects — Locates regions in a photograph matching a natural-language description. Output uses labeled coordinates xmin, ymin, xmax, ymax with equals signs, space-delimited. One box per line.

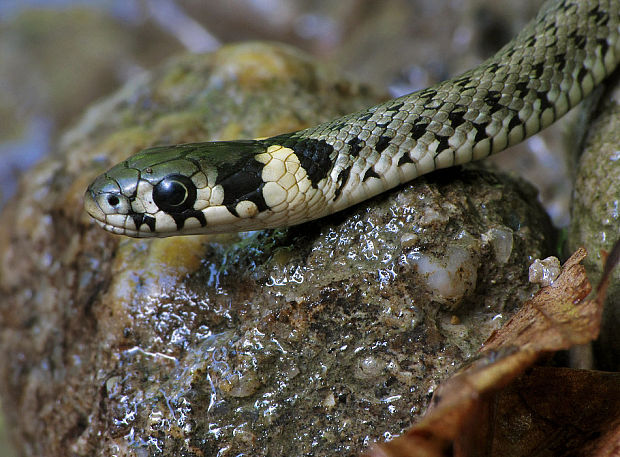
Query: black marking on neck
xmin=484 ymin=90 xmax=501 ymax=106
xmin=417 ymin=88 xmax=437 ymax=100
xmin=567 ymin=30 xmax=587 ymax=49
xmin=218 ymin=155 xmax=268 ymax=212
xmin=271 ymin=136 xmax=334 ymax=188
xmin=486 ymin=63 xmax=500 ymax=74
xmin=523 ymin=35 xmax=537 ymax=48
xmin=453 ymin=76 xmax=472 ymax=88
xmin=531 ymin=62 xmax=545 ymax=79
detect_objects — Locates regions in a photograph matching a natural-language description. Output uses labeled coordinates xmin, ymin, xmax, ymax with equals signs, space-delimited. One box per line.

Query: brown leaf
xmin=483 ymin=247 xmax=598 ymax=352
xmin=492 ymin=367 xmax=620 ymax=457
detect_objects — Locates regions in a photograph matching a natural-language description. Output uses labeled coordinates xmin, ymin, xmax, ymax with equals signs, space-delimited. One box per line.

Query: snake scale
xmin=85 ymin=0 xmax=620 ymax=237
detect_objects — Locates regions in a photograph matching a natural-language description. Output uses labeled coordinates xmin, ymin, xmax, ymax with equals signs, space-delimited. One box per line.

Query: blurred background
xmin=1 ymin=0 xmax=561 ymax=455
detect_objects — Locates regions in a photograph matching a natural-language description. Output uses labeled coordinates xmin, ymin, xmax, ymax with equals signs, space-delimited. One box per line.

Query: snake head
xmin=84 ymin=140 xmax=283 ymax=237
xmin=84 ymin=140 xmax=324 ymax=237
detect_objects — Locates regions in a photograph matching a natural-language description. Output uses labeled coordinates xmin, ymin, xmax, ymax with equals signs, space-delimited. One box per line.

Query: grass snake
xmin=84 ymin=0 xmax=620 ymax=237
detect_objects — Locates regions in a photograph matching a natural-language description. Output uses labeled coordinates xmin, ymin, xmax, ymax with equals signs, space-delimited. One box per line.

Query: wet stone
xmin=568 ymin=71 xmax=620 ymax=371
xmin=0 ymin=43 xmax=554 ymax=456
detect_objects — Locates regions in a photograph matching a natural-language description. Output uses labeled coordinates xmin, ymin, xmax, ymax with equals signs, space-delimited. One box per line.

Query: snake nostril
xmin=107 ymin=195 xmax=120 ymax=207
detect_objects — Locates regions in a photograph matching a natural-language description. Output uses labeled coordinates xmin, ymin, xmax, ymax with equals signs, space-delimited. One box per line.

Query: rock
xmin=568 ymin=71 xmax=620 ymax=371
xmin=0 ymin=42 xmax=554 ymax=457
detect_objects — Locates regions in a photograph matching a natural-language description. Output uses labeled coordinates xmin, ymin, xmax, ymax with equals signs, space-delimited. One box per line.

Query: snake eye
xmin=153 ymin=174 xmax=197 ymax=214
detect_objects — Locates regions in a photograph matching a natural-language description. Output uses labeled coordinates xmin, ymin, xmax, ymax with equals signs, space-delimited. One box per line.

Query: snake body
xmin=85 ymin=0 xmax=620 ymax=237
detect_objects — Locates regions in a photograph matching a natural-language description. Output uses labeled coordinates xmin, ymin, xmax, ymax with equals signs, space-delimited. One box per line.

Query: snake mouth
xmin=84 ymin=190 xmax=151 ymax=238
xmin=83 ymin=190 xmax=106 ymax=224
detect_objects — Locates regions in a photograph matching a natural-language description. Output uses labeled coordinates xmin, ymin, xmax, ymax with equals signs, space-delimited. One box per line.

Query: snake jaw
xmin=83 ymin=189 xmax=106 ymax=224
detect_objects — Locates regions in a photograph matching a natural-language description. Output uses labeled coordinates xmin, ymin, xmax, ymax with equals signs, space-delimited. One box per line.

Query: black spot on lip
xmin=131 ymin=213 xmax=156 ymax=232
xmin=170 ymin=210 xmax=207 ymax=230
xmin=132 ymin=207 xmax=206 ymax=232
xmin=226 ymin=188 xmax=268 ymax=217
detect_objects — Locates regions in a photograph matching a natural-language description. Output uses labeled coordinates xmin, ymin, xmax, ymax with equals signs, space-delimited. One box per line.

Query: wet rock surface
xmin=0 ymin=43 xmax=555 ymax=456
xmin=568 ymin=71 xmax=620 ymax=371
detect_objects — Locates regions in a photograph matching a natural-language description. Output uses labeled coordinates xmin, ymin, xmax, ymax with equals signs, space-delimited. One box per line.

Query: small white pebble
xmin=323 ymin=392 xmax=336 ymax=409
xmin=408 ymin=245 xmax=478 ymax=304
xmin=529 ymin=256 xmax=561 ymax=286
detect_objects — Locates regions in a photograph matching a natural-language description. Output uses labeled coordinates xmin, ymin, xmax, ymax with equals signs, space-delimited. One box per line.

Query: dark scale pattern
xmin=589 ymin=5 xmax=609 ymax=26
xmin=347 ymin=137 xmax=365 ymax=156
xmin=386 ymin=102 xmax=404 ymax=112
xmin=334 ymin=166 xmax=352 ymax=199
xmin=435 ymin=135 xmax=451 ymax=153
xmin=375 ymin=136 xmax=392 ymax=152
xmin=397 ymin=152 xmax=414 ymax=166
xmin=363 ymin=167 xmax=381 ymax=182
xmin=410 ymin=120 xmax=431 ymax=141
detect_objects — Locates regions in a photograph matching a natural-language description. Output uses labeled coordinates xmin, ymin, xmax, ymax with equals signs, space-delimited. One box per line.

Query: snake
xmin=84 ymin=0 xmax=620 ymax=238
